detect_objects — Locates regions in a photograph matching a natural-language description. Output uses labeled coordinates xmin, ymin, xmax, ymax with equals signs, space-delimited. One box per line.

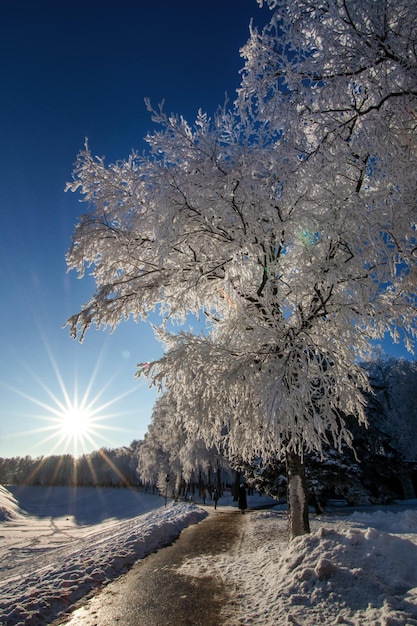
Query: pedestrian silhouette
xmin=238 ymin=484 xmax=247 ymax=514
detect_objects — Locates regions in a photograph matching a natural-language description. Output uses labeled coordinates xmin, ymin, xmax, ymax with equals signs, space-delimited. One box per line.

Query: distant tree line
xmin=0 ymin=442 xmax=142 ymax=488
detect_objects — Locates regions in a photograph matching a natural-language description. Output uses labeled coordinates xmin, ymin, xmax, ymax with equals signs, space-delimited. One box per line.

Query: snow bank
xmin=0 ymin=486 xmax=23 ymax=522
xmin=269 ymin=523 xmax=417 ymax=625
xmin=0 ymin=487 xmax=207 ymax=625
xmin=349 ymin=507 xmax=417 ymax=534
xmin=179 ymin=507 xmax=417 ymax=625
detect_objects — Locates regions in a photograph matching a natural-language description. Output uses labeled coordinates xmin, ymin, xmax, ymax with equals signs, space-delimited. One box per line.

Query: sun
xmin=13 ymin=380 xmax=136 ymax=457
xmin=60 ymin=406 xmax=93 ymax=438
xmin=32 ymin=392 xmax=114 ymax=456
xmin=6 ymin=340 xmax=139 ymax=458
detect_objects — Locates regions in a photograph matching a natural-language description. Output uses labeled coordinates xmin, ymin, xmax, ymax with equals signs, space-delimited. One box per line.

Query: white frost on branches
xmin=66 ymin=0 xmax=416 ymax=463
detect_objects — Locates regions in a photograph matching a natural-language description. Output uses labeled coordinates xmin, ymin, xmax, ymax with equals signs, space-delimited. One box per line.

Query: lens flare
xmin=4 ymin=339 xmax=137 ymax=458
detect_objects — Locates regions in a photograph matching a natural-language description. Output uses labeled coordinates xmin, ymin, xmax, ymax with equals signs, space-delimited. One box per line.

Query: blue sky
xmin=0 ymin=1 xmax=412 ymax=460
xmin=0 ymin=0 xmax=274 ymax=458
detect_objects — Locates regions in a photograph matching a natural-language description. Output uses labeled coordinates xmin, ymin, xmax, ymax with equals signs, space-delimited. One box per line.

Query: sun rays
xmin=5 ymin=339 xmax=138 ymax=458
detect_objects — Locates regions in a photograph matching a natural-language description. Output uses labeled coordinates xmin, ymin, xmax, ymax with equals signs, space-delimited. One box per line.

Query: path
xmin=52 ymin=509 xmax=246 ymax=626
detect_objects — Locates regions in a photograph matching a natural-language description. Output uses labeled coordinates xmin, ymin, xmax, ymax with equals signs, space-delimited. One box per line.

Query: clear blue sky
xmin=0 ymin=0 xmax=411 ymax=459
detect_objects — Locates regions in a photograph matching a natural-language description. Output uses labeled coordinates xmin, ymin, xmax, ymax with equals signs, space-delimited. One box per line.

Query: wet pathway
xmin=53 ymin=510 xmax=245 ymax=626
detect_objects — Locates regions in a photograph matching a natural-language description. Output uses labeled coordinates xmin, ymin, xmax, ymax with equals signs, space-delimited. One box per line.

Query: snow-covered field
xmin=1 ymin=485 xmax=417 ymax=626
xmin=0 ymin=485 xmax=206 ymax=625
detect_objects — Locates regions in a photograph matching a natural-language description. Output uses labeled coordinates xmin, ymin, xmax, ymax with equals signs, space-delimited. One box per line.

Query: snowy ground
xmin=1 ymin=485 xmax=417 ymax=625
xmin=0 ymin=485 xmax=206 ymax=625
xmin=181 ymin=503 xmax=417 ymax=625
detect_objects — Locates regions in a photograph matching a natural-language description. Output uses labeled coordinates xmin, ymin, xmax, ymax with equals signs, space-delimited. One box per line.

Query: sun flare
xmin=60 ymin=407 xmax=93 ymax=438
xmin=7 ymin=341 xmax=138 ymax=457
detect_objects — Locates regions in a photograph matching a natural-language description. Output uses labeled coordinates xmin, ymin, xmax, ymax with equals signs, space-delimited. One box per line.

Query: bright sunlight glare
xmin=60 ymin=407 xmax=93 ymax=437
xmin=4 ymin=337 xmax=139 ymax=457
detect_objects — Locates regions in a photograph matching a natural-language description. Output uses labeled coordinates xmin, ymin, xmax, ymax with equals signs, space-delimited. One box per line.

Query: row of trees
xmin=65 ymin=0 xmax=417 ymax=537
xmin=0 ymin=442 xmax=141 ymax=488
xmin=139 ymin=356 xmax=417 ymax=507
xmin=137 ymin=392 xmax=234 ymax=498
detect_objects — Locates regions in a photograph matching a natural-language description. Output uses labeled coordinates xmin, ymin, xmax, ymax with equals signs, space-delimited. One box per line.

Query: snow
xmin=217 ymin=507 xmax=417 ymax=625
xmin=1 ymin=486 xmax=417 ymax=625
xmin=0 ymin=485 xmax=206 ymax=625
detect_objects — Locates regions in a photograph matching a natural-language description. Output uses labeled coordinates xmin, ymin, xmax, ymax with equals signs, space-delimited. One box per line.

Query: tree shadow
xmin=8 ymin=485 xmax=162 ymax=524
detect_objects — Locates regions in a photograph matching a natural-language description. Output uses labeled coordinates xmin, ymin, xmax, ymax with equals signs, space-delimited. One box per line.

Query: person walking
xmin=238 ymin=484 xmax=247 ymax=514
xmin=212 ymin=488 xmax=219 ymax=510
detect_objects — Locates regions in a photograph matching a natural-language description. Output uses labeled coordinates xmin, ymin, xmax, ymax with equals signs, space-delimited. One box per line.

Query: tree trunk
xmin=286 ymin=450 xmax=310 ymax=538
xmin=233 ymin=470 xmax=241 ymax=501
xmin=399 ymin=470 xmax=416 ymax=499
xmin=216 ymin=461 xmax=222 ymax=494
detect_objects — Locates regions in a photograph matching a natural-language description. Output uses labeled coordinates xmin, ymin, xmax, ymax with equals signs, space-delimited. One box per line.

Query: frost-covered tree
xmin=66 ymin=0 xmax=416 ymax=537
xmin=138 ymin=391 xmax=229 ymax=499
xmin=241 ymin=0 xmax=417 ymax=225
xmin=138 ymin=393 xmax=185 ymax=497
